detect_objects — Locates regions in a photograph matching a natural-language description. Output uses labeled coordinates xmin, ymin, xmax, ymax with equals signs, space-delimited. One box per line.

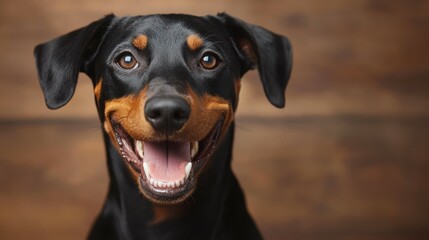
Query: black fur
xmin=34 ymin=13 xmax=292 ymax=239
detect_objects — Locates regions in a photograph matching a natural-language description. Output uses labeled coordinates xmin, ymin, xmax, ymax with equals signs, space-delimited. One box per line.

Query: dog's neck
xmin=92 ymin=124 xmax=257 ymax=239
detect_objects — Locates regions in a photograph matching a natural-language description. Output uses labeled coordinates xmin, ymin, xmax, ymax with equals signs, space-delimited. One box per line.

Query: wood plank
xmin=0 ymin=0 xmax=428 ymax=119
xmin=0 ymin=121 xmax=106 ymax=240
xmin=1 ymin=0 xmax=429 ymax=239
xmin=233 ymin=116 xmax=429 ymax=240
xmin=0 ymin=117 xmax=428 ymax=239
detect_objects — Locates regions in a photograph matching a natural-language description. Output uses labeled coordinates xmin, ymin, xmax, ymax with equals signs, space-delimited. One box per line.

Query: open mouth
xmin=112 ymin=118 xmax=224 ymax=202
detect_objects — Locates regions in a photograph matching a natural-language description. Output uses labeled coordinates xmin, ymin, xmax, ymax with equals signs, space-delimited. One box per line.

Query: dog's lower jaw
xmin=110 ymin=117 xmax=225 ymax=205
xmin=88 ymin=124 xmax=263 ymax=240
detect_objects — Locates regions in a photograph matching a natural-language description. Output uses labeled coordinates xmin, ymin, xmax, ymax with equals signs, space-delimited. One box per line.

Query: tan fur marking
xmin=103 ymin=86 xmax=234 ymax=203
xmin=103 ymin=89 xmax=150 ymax=149
xmin=104 ymin=87 xmax=233 ymax=145
xmin=180 ymin=87 xmax=234 ymax=142
xmin=234 ymin=78 xmax=242 ymax=104
xmin=187 ymin=34 xmax=203 ymax=51
xmin=94 ymin=80 xmax=102 ymax=102
xmin=132 ymin=34 xmax=148 ymax=50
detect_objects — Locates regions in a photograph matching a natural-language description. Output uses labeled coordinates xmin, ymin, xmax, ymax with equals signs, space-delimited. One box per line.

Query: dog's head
xmin=34 ymin=13 xmax=292 ymax=204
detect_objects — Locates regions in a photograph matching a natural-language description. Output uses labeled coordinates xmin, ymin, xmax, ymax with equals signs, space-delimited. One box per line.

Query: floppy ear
xmin=216 ymin=13 xmax=293 ymax=108
xmin=34 ymin=14 xmax=115 ymax=109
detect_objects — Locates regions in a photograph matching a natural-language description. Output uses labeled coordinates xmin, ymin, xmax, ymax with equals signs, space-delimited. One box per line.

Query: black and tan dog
xmin=34 ymin=13 xmax=292 ymax=240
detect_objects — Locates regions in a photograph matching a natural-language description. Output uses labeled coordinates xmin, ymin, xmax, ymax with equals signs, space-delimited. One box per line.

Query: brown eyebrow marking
xmin=132 ymin=34 xmax=148 ymax=50
xmin=187 ymin=34 xmax=203 ymax=51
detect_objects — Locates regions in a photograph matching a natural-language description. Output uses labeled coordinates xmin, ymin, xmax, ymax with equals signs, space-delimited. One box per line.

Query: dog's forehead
xmin=115 ymin=14 xmax=225 ymax=48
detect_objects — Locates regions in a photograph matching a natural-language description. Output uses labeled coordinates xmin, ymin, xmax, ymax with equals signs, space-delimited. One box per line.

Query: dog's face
xmin=34 ymin=13 xmax=292 ymax=204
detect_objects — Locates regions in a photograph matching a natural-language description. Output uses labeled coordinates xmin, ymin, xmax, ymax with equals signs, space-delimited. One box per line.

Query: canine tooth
xmin=191 ymin=141 xmax=199 ymax=158
xmin=143 ymin=162 xmax=150 ymax=178
xmin=185 ymin=162 xmax=192 ymax=179
xmin=135 ymin=140 xmax=144 ymax=158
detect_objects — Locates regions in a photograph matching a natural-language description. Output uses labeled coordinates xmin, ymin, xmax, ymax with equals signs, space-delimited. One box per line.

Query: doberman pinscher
xmin=34 ymin=13 xmax=292 ymax=240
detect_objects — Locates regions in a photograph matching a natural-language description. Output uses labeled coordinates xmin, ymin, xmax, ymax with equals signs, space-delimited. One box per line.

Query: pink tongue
xmin=143 ymin=141 xmax=190 ymax=182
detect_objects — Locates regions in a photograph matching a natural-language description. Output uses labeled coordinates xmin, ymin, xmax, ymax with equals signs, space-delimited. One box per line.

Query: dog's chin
xmin=110 ymin=118 xmax=224 ymax=205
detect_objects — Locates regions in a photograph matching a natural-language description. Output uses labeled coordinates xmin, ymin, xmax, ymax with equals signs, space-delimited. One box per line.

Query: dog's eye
xmin=199 ymin=53 xmax=220 ymax=70
xmin=117 ymin=53 xmax=138 ymax=70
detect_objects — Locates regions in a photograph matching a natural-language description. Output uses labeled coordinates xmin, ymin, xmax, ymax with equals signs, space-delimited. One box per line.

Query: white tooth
xmin=175 ymin=180 xmax=181 ymax=188
xmin=169 ymin=182 xmax=174 ymax=188
xmin=154 ymin=180 xmax=159 ymax=188
xmin=180 ymin=178 xmax=185 ymax=185
xmin=143 ymin=162 xmax=150 ymax=178
xmin=162 ymin=182 xmax=167 ymax=188
xmin=135 ymin=140 xmax=144 ymax=158
xmin=191 ymin=141 xmax=199 ymax=158
xmin=124 ymin=140 xmax=133 ymax=152
xmin=185 ymin=162 xmax=192 ymax=179
xmin=149 ymin=178 xmax=154 ymax=186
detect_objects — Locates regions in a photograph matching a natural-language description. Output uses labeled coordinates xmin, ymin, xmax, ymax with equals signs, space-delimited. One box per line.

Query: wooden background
xmin=1 ymin=0 xmax=428 ymax=239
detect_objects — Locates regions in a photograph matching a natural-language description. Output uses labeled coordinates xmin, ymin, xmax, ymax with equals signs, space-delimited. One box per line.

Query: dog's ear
xmin=34 ymin=14 xmax=115 ymax=109
xmin=216 ymin=13 xmax=292 ymax=108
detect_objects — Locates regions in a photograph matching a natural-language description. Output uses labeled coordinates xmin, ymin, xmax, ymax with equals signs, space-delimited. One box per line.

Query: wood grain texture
xmin=1 ymin=0 xmax=428 ymax=239
xmin=0 ymin=0 xmax=428 ymax=119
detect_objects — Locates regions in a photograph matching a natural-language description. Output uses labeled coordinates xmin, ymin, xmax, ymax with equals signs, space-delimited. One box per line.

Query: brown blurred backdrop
xmin=1 ymin=0 xmax=428 ymax=239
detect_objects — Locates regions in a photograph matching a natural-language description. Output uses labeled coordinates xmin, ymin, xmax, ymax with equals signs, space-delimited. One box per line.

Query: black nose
xmin=144 ymin=96 xmax=190 ymax=134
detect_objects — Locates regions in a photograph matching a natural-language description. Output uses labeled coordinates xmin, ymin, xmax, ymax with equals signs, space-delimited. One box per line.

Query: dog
xmin=34 ymin=13 xmax=292 ymax=240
